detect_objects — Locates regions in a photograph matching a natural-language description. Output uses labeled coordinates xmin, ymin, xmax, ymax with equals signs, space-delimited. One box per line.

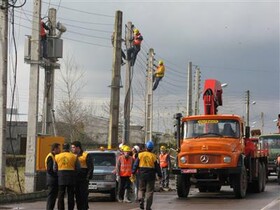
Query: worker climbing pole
xmin=127 ymin=28 xmax=143 ymax=66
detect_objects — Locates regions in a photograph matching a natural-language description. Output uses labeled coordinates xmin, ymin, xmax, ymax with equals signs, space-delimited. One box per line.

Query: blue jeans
xmin=152 ymin=77 xmax=162 ymax=91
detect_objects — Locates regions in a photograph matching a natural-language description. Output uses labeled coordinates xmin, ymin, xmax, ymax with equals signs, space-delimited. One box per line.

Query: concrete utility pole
xmin=186 ymin=62 xmax=193 ymax=116
xmin=245 ymin=90 xmax=250 ymax=127
xmin=108 ymin=10 xmax=122 ymax=149
xmin=193 ymin=67 xmax=201 ymax=115
xmin=123 ymin=21 xmax=133 ymax=145
xmin=145 ymin=48 xmax=155 ymax=142
xmin=25 ymin=0 xmax=41 ymax=193
xmin=42 ymin=8 xmax=57 ymax=135
xmin=0 ymin=0 xmax=8 ymax=189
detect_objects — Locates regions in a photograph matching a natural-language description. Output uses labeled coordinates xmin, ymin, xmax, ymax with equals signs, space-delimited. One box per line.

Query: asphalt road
xmin=0 ymin=178 xmax=279 ymax=210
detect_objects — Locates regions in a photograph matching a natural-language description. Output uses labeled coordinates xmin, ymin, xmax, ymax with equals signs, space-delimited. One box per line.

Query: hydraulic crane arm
xmin=203 ymin=79 xmax=223 ymax=115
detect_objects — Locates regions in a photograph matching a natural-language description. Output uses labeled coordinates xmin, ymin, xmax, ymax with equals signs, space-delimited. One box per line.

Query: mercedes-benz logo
xmin=200 ymin=155 xmax=209 ymax=164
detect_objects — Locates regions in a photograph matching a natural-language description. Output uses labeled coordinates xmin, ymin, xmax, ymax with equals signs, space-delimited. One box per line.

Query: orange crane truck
xmin=172 ymin=79 xmax=268 ymax=198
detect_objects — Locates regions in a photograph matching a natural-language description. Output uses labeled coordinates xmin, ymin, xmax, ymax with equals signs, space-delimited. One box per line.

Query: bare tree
xmin=55 ymin=54 xmax=93 ymax=142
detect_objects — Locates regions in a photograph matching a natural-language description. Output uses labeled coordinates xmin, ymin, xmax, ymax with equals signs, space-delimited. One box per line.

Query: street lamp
xmin=221 ymin=83 xmax=228 ymax=88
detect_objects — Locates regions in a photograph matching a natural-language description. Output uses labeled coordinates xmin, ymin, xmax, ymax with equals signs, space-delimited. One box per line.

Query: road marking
xmin=260 ymin=197 xmax=280 ymax=210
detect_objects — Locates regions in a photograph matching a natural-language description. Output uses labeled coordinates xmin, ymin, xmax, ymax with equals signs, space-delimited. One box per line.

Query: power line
xmin=42 ymin=1 xmax=114 ymax=18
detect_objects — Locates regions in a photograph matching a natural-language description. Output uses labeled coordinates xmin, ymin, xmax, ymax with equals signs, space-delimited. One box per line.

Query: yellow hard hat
xmin=123 ymin=145 xmax=131 ymax=152
xmin=99 ymin=146 xmax=105 ymax=151
xmin=133 ymin=28 xmax=139 ymax=34
xmin=160 ymin=145 xmax=166 ymax=151
xmin=158 ymin=60 xmax=164 ymax=65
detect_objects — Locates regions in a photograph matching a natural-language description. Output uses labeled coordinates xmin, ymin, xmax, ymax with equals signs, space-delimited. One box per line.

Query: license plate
xmin=268 ymin=167 xmax=273 ymax=170
xmin=181 ymin=169 xmax=197 ymax=174
xmin=88 ymin=184 xmax=97 ymax=190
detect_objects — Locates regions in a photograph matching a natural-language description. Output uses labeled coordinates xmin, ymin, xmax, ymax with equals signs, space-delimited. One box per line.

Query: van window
xmin=88 ymin=153 xmax=116 ymax=166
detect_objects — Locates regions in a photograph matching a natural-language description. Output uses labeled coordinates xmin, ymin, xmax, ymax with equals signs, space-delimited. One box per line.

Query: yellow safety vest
xmin=78 ymin=152 xmax=88 ymax=168
xmin=55 ymin=152 xmax=77 ymax=171
xmin=138 ymin=151 xmax=157 ymax=168
xmin=45 ymin=152 xmax=55 ymax=169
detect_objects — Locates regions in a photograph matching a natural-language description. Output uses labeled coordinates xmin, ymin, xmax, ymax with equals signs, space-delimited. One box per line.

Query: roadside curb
xmin=0 ymin=190 xmax=47 ymax=204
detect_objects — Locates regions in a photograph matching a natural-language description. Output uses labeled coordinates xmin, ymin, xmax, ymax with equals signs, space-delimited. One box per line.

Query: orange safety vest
xmin=78 ymin=152 xmax=88 ymax=168
xmin=119 ymin=155 xmax=133 ymax=177
xmin=45 ymin=152 xmax=55 ymax=169
xmin=159 ymin=153 xmax=168 ymax=168
xmin=133 ymin=33 xmax=142 ymax=46
xmin=40 ymin=21 xmax=46 ymax=36
xmin=55 ymin=152 xmax=77 ymax=171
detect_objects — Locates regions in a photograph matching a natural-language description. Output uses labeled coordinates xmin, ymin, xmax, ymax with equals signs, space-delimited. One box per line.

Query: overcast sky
xmin=7 ymin=0 xmax=279 ymax=134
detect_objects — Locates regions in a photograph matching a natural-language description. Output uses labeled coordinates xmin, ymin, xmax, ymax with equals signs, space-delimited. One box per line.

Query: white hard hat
xmin=133 ymin=145 xmax=140 ymax=152
xmin=119 ymin=143 xmax=123 ymax=149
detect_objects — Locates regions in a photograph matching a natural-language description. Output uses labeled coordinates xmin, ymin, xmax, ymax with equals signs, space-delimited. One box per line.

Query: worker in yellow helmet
xmin=158 ymin=145 xmax=171 ymax=189
xmin=153 ymin=60 xmax=165 ymax=91
xmin=127 ymin=28 xmax=143 ymax=66
xmin=116 ymin=145 xmax=133 ymax=203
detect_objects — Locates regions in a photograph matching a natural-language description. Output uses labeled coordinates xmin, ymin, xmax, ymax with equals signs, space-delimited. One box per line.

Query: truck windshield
xmin=259 ymin=134 xmax=280 ymax=160
xmin=183 ymin=119 xmax=240 ymax=139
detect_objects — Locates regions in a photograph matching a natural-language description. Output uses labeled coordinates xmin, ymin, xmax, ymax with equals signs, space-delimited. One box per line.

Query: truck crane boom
xmin=203 ymin=79 xmax=223 ymax=115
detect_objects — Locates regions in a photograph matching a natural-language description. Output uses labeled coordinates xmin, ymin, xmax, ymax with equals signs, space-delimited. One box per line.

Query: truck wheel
xmin=261 ymin=163 xmax=266 ymax=192
xmin=176 ymin=174 xmax=191 ymax=198
xmin=252 ymin=162 xmax=263 ymax=193
xmin=233 ymin=166 xmax=247 ymax=198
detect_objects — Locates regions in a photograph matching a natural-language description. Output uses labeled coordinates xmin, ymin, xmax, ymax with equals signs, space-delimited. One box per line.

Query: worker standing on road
xmin=159 ymin=146 xmax=171 ymax=190
xmin=54 ymin=143 xmax=80 ymax=210
xmin=152 ymin=60 xmax=165 ymax=91
xmin=132 ymin=140 xmax=162 ymax=210
xmin=127 ymin=28 xmax=143 ymax=66
xmin=45 ymin=143 xmax=61 ymax=210
xmin=131 ymin=145 xmax=140 ymax=201
xmin=71 ymin=141 xmax=93 ymax=210
xmin=116 ymin=145 xmax=134 ymax=203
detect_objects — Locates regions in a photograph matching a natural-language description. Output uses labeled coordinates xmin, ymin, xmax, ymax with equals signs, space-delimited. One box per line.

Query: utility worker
xmin=45 ymin=143 xmax=61 ymax=210
xmin=71 ymin=141 xmax=93 ymax=210
xmin=132 ymin=140 xmax=162 ymax=210
xmin=131 ymin=145 xmax=140 ymax=201
xmin=127 ymin=28 xmax=143 ymax=66
xmin=40 ymin=18 xmax=50 ymax=58
xmin=54 ymin=143 xmax=80 ymax=210
xmin=116 ymin=145 xmax=133 ymax=203
xmin=159 ymin=145 xmax=171 ymax=189
xmin=153 ymin=60 xmax=165 ymax=91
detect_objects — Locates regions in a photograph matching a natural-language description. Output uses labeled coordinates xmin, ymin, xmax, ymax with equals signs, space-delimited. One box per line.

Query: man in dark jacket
xmin=71 ymin=141 xmax=93 ymax=210
xmin=132 ymin=140 xmax=162 ymax=210
xmin=45 ymin=143 xmax=61 ymax=210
